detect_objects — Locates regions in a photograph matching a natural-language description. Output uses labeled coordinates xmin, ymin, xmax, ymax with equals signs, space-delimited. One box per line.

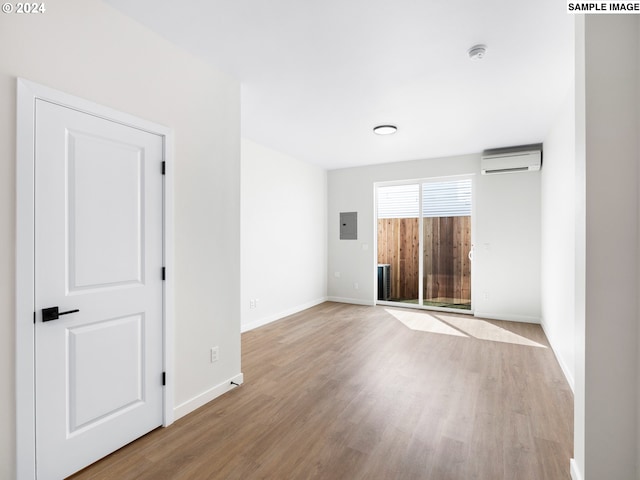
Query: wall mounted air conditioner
xmin=481 ymin=144 xmax=542 ymax=175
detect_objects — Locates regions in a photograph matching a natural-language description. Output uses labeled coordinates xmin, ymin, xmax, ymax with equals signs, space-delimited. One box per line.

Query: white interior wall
xmin=541 ymin=88 xmax=576 ymax=391
xmin=573 ymin=16 xmax=587 ymax=480
xmin=241 ymin=138 xmax=327 ymax=331
xmin=572 ymin=14 xmax=640 ymax=480
xmin=473 ymin=171 xmax=541 ymax=322
xmin=0 ymin=1 xmax=241 ymax=477
xmin=327 ymin=154 xmax=541 ymax=324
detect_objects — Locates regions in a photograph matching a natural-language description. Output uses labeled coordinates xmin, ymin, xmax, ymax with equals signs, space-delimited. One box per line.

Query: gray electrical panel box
xmin=340 ymin=212 xmax=357 ymax=240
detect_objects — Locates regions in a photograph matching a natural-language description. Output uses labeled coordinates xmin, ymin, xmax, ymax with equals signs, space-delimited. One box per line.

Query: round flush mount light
xmin=373 ymin=125 xmax=397 ymax=135
xmin=468 ymin=44 xmax=487 ymax=61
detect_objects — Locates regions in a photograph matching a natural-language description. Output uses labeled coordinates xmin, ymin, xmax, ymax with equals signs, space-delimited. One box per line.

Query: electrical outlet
xmin=354 ymin=282 xmax=359 ymax=290
xmin=210 ymin=346 xmax=219 ymax=363
xmin=249 ymin=299 xmax=256 ymax=309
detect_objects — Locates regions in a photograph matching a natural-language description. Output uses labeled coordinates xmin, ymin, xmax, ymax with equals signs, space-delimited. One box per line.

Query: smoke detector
xmin=468 ymin=44 xmax=487 ymax=61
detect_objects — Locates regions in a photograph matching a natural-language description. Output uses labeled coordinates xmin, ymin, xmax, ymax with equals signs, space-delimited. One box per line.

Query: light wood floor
xmin=70 ymin=302 xmax=573 ymax=479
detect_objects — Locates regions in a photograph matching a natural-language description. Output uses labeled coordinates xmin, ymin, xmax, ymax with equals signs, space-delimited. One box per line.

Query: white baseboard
xmin=473 ymin=311 xmax=541 ymax=324
xmin=326 ymin=296 xmax=375 ymax=306
xmin=570 ymin=459 xmax=583 ymax=480
xmin=173 ymin=372 xmax=244 ymax=420
xmin=241 ymin=297 xmax=327 ymax=333
xmin=540 ymin=319 xmax=575 ymax=393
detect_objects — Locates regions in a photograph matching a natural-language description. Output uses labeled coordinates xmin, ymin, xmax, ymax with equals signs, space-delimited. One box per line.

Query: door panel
xmin=376 ymin=184 xmax=420 ymax=304
xmin=68 ymin=314 xmax=144 ymax=433
xmin=422 ymin=179 xmax=472 ymax=310
xmin=34 ymin=99 xmax=164 ymax=480
xmin=69 ymin=130 xmax=145 ymax=290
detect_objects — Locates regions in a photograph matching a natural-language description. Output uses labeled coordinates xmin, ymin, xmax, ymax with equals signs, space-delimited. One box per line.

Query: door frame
xmin=15 ymin=78 xmax=175 ymax=479
xmin=373 ymin=174 xmax=476 ymax=314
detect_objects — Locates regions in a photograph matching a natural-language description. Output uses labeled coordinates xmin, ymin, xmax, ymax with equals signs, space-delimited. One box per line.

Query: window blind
xmin=377 ymin=179 xmax=471 ymax=219
xmin=377 ymin=184 xmax=419 ymax=218
xmin=422 ymin=179 xmax=471 ymax=217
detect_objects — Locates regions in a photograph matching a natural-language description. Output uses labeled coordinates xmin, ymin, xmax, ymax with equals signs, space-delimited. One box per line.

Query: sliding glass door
xmin=376 ymin=184 xmax=420 ymax=306
xmin=421 ymin=179 xmax=472 ymax=309
xmin=376 ymin=177 xmax=473 ymax=311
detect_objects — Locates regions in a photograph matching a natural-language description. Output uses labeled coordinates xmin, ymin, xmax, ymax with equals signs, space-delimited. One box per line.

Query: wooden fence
xmin=377 ymin=216 xmax=471 ymax=304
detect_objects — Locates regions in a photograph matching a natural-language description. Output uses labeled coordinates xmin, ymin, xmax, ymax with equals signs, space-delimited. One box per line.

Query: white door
xmin=34 ymin=99 xmax=164 ymax=479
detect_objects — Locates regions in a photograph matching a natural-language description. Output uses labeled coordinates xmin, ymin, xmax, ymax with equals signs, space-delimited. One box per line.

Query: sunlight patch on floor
xmin=386 ymin=309 xmax=468 ymax=337
xmin=385 ymin=309 xmax=547 ymax=348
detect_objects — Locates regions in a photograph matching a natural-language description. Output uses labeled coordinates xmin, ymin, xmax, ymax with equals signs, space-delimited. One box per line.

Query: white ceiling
xmin=103 ymin=0 xmax=573 ymax=170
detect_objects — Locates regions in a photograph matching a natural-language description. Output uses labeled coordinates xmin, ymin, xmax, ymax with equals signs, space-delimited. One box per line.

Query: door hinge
xmin=162 ymin=372 xmax=166 ymax=386
xmin=162 ymin=161 xmax=166 ymax=175
xmin=162 ymin=267 xmax=166 ymax=280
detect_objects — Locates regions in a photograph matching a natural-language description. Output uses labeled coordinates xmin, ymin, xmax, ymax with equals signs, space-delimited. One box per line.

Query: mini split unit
xmin=481 ymin=144 xmax=542 ymax=175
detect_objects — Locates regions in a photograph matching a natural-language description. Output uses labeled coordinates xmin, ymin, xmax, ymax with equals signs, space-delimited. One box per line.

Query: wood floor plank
xmin=69 ymin=302 xmax=573 ymax=479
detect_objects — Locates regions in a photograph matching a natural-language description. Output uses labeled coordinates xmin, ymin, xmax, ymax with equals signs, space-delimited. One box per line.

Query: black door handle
xmin=42 ymin=306 xmax=80 ymax=322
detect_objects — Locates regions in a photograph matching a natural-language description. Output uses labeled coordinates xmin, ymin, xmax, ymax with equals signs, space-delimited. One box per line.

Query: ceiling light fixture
xmin=373 ymin=125 xmax=397 ymax=135
xmin=467 ymin=44 xmax=487 ymax=61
